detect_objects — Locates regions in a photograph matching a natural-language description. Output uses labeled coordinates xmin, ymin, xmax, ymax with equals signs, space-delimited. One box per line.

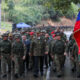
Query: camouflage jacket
xmin=66 ymin=39 xmax=75 ymax=54
xmin=72 ymin=42 xmax=78 ymax=58
xmin=0 ymin=40 xmax=11 ymax=55
xmin=51 ymin=39 xmax=65 ymax=55
xmin=30 ymin=37 xmax=49 ymax=56
xmin=12 ymin=41 xmax=24 ymax=57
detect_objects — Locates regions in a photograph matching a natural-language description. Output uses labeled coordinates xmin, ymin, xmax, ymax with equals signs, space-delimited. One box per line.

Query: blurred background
xmin=1 ymin=0 xmax=80 ymax=32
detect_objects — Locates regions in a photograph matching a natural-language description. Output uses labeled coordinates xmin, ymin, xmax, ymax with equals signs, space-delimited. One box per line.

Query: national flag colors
xmin=73 ymin=11 xmax=80 ymax=55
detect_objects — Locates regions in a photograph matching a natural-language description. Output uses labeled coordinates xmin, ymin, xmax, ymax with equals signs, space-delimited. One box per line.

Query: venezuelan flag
xmin=74 ymin=11 xmax=80 ymax=57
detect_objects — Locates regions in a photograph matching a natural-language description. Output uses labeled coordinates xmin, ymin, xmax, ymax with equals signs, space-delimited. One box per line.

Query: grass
xmin=1 ymin=21 xmax=12 ymax=32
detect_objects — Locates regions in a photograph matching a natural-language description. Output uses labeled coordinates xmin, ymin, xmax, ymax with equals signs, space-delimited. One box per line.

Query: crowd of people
xmin=0 ymin=27 xmax=80 ymax=79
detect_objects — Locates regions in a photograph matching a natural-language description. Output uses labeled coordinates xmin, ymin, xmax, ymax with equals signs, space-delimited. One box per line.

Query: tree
xmin=1 ymin=0 xmax=80 ymax=24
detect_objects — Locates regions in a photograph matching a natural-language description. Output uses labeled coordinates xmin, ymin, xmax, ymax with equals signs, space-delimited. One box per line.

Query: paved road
xmin=0 ymin=56 xmax=80 ymax=80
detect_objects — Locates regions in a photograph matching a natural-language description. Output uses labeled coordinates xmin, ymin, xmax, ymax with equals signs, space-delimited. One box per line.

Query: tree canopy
xmin=2 ymin=0 xmax=80 ymax=25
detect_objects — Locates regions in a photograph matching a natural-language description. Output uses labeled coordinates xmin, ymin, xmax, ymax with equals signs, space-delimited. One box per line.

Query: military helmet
xmin=15 ymin=35 xmax=20 ymax=39
xmin=41 ymin=30 xmax=46 ymax=33
xmin=55 ymin=32 xmax=61 ymax=36
xmin=36 ymin=30 xmax=41 ymax=33
xmin=2 ymin=33 xmax=8 ymax=37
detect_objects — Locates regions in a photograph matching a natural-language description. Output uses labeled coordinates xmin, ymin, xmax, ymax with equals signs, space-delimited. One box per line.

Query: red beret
xmin=29 ymin=32 xmax=34 ymax=35
xmin=52 ymin=34 xmax=55 ymax=38
xmin=51 ymin=31 xmax=55 ymax=34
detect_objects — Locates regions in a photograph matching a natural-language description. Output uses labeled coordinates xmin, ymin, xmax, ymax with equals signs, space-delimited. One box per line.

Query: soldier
xmin=0 ymin=33 xmax=11 ymax=78
xmin=66 ymin=34 xmax=75 ymax=72
xmin=29 ymin=31 xmax=35 ymax=70
xmin=30 ymin=31 xmax=49 ymax=77
xmin=50 ymin=34 xmax=57 ymax=71
xmin=12 ymin=35 xmax=25 ymax=78
xmin=22 ymin=35 xmax=30 ymax=72
xmin=71 ymin=42 xmax=79 ymax=77
xmin=51 ymin=32 xmax=66 ymax=77
xmin=60 ymin=29 xmax=67 ymax=43
xmin=40 ymin=30 xmax=46 ymax=40
xmin=8 ymin=33 xmax=15 ymax=73
xmin=44 ymin=33 xmax=50 ymax=69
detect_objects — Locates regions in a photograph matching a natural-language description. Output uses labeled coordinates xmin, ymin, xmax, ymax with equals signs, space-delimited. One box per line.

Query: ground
xmin=0 ymin=56 xmax=80 ymax=80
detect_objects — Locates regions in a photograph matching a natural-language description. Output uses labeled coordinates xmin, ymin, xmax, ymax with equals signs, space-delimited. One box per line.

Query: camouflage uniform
xmin=8 ymin=33 xmax=15 ymax=73
xmin=66 ymin=38 xmax=75 ymax=71
xmin=50 ymin=38 xmax=57 ymax=71
xmin=30 ymin=32 xmax=49 ymax=77
xmin=61 ymin=32 xmax=67 ymax=43
xmin=71 ymin=42 xmax=78 ymax=71
xmin=44 ymin=35 xmax=50 ymax=68
xmin=12 ymin=35 xmax=25 ymax=77
xmin=0 ymin=33 xmax=11 ymax=77
xmin=29 ymin=34 xmax=35 ymax=70
xmin=72 ymin=42 xmax=80 ymax=77
xmin=51 ymin=32 xmax=66 ymax=77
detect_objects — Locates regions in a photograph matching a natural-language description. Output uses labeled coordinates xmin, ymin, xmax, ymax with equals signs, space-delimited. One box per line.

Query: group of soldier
xmin=0 ymin=27 xmax=80 ymax=79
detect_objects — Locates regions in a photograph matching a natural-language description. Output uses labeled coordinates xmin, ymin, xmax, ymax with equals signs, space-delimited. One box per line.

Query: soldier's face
xmin=3 ymin=36 xmax=8 ymax=40
xmin=16 ymin=38 xmax=20 ymax=42
xmin=56 ymin=36 xmax=61 ymax=40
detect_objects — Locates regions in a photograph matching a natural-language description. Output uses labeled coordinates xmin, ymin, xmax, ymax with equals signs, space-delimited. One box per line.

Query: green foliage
xmin=1 ymin=21 xmax=12 ymax=31
xmin=7 ymin=0 xmax=15 ymax=10
xmin=8 ymin=5 xmax=46 ymax=25
xmin=71 ymin=2 xmax=79 ymax=17
xmin=65 ymin=2 xmax=79 ymax=19
xmin=1 ymin=1 xmax=8 ymax=12
xmin=1 ymin=0 xmax=80 ymax=25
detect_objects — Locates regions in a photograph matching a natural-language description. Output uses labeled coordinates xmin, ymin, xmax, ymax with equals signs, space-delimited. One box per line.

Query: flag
xmin=73 ymin=11 xmax=80 ymax=55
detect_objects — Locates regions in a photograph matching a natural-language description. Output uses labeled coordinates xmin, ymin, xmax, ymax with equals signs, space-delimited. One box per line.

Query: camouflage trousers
xmin=1 ymin=54 xmax=11 ymax=75
xmin=54 ymin=54 xmax=65 ymax=74
xmin=70 ymin=55 xmax=77 ymax=70
xmin=13 ymin=55 xmax=24 ymax=75
xmin=76 ymin=59 xmax=80 ymax=74
xmin=70 ymin=54 xmax=80 ymax=75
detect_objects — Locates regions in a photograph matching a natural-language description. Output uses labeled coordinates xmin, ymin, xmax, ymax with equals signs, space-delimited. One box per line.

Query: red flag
xmin=73 ymin=11 xmax=80 ymax=55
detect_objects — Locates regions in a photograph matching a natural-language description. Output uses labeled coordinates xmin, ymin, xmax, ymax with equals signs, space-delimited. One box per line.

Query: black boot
xmin=14 ymin=74 xmax=19 ymax=79
xmin=2 ymin=74 xmax=7 ymax=78
xmin=33 ymin=74 xmax=38 ymax=78
xmin=77 ymin=73 xmax=80 ymax=78
xmin=71 ymin=67 xmax=76 ymax=72
xmin=57 ymin=72 xmax=62 ymax=78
